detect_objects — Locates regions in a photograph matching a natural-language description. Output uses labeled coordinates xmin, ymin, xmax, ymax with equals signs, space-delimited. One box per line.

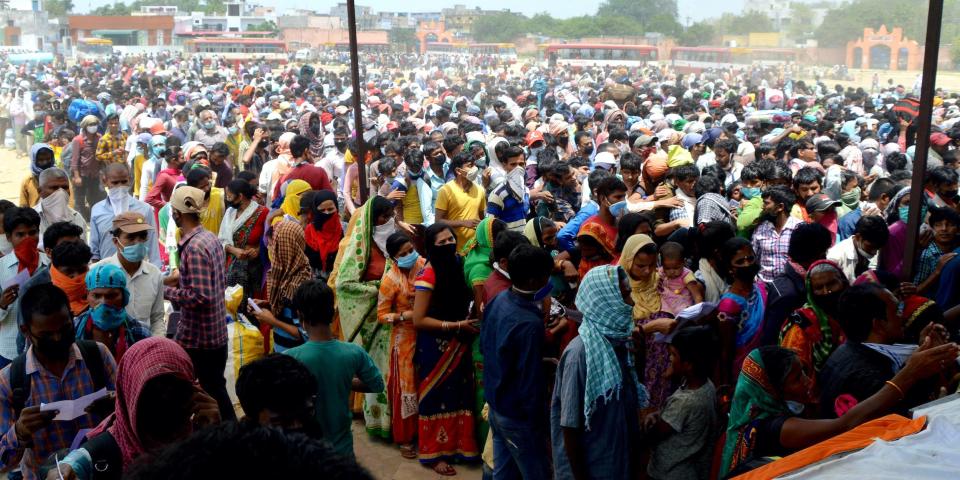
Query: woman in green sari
xmin=330 ymin=195 xmax=397 ymax=439
xmin=460 ymin=216 xmax=505 ymax=447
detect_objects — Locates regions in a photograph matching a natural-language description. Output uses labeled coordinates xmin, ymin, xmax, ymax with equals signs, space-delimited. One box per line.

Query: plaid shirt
xmin=0 ymin=343 xmax=117 ymax=479
xmin=95 ymin=131 xmax=128 ymax=164
xmin=752 ymin=216 xmax=802 ymax=283
xmin=165 ymin=227 xmax=228 ymax=349
xmin=915 ymin=243 xmax=946 ymax=286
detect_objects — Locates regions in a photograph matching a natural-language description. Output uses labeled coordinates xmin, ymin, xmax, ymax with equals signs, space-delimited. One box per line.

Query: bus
xmin=468 ymin=43 xmax=517 ymax=62
xmin=670 ymin=46 xmax=800 ymax=73
xmin=424 ymin=42 xmax=468 ymax=57
xmin=333 ymin=41 xmax=392 ymax=54
xmin=76 ymin=37 xmax=114 ymax=61
xmin=541 ymin=43 xmax=658 ymax=68
xmin=183 ymin=38 xmax=287 ymax=65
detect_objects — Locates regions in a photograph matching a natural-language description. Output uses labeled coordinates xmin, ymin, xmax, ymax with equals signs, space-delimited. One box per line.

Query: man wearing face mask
xmin=435 ymin=152 xmax=487 ymax=251
xmin=141 ymin=134 xmax=171 ymax=203
xmin=828 ymin=215 xmax=890 ymax=284
xmin=95 ymin=114 xmax=128 ymax=166
xmin=0 ymin=208 xmax=46 ymax=366
xmin=487 ymin=146 xmax=530 ymax=232
xmin=70 ymin=115 xmax=103 ymax=219
xmin=524 ymin=131 xmax=546 ymax=189
xmin=34 ymin=168 xmax=86 ymax=243
xmin=417 ymin=141 xmax=449 ymax=226
xmin=193 ymin=109 xmax=228 ymax=149
xmin=19 ymin=143 xmax=70 ymax=209
xmin=89 ymin=163 xmax=160 ymax=267
xmin=92 ymin=212 xmax=165 ymax=336
xmin=0 ymin=283 xmax=118 ymax=480
xmin=74 ymin=263 xmax=151 ymax=360
xmin=163 ymin=186 xmax=236 ymax=421
xmin=480 ymin=244 xmax=555 ymax=479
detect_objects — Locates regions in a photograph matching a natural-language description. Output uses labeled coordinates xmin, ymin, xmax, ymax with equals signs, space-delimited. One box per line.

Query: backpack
xmin=10 ymin=340 xmax=107 ymax=418
xmin=82 ymin=432 xmax=123 ymax=480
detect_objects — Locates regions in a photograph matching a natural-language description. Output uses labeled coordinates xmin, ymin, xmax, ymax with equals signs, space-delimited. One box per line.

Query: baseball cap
xmin=112 ymin=212 xmax=153 ymax=234
xmin=805 ymin=193 xmax=841 ymax=213
xmin=931 ymin=132 xmax=951 ymax=147
xmin=681 ymin=133 xmax=703 ymax=150
xmin=633 ymin=135 xmax=656 ymax=148
xmin=525 ymin=130 xmax=545 ymax=147
xmin=170 ymin=186 xmax=206 ymax=215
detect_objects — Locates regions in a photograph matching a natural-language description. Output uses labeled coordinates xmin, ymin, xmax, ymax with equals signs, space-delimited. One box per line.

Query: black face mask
xmin=33 ymin=323 xmax=75 ymax=361
xmin=813 ymin=291 xmax=844 ymax=316
xmin=312 ymin=211 xmax=334 ymax=229
xmin=581 ymin=145 xmax=594 ymax=155
xmin=312 ymin=124 xmax=321 ymax=136
xmin=334 ymin=140 xmax=347 ymax=152
xmin=226 ymin=199 xmax=242 ymax=210
xmin=733 ymin=263 xmax=761 ymax=283
xmin=431 ymin=244 xmax=457 ymax=261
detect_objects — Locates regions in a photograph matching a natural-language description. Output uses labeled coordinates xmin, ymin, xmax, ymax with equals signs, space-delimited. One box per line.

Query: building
xmin=440 ymin=4 xmax=514 ymax=34
xmin=8 ymin=0 xmax=42 ymax=11
xmin=178 ymin=1 xmax=277 ymax=34
xmin=330 ymin=3 xmax=372 ymax=29
xmin=68 ymin=15 xmax=174 ymax=46
xmin=846 ymin=25 xmax=922 ymax=70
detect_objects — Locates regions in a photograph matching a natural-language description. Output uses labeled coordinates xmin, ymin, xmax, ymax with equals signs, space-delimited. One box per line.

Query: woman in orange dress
xmin=376 ymin=232 xmax=426 ymax=459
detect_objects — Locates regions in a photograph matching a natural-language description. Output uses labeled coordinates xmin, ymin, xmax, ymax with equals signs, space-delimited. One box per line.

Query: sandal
xmin=399 ymin=444 xmax=417 ymax=459
xmin=432 ymin=461 xmax=457 ymax=476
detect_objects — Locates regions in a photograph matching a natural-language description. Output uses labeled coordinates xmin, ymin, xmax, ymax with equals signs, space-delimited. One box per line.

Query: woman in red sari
xmin=219 ymin=179 xmax=268 ymax=339
xmin=576 ymin=175 xmax=626 ymax=278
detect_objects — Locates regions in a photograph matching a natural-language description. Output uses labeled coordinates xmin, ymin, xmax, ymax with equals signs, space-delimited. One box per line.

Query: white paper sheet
xmin=40 ymin=388 xmax=109 ymax=421
xmin=2 ymin=268 xmax=30 ymax=291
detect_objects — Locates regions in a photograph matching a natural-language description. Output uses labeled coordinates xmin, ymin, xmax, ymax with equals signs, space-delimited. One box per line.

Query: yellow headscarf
xmin=617 ymin=234 xmax=661 ymax=320
xmin=276 ymin=179 xmax=311 ymax=224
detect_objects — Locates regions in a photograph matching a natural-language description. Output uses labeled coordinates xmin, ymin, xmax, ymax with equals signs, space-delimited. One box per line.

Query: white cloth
xmin=827 ymin=237 xmax=877 ymax=284
xmin=218 ymin=200 xmax=259 ymax=247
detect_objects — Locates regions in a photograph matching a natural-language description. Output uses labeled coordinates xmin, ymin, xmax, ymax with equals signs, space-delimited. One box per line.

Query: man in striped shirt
xmin=487 ymin=146 xmax=530 ymax=232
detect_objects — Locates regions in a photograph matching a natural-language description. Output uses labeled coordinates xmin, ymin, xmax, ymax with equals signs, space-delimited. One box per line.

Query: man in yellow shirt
xmin=435 ymin=152 xmax=486 ymax=251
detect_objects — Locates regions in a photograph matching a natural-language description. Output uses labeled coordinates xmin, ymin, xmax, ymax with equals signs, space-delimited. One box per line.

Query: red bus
xmin=670 ymin=46 xmax=800 ymax=73
xmin=540 ymin=43 xmax=658 ymax=68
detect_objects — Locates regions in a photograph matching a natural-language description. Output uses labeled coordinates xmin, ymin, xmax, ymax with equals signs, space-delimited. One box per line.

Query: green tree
xmin=714 ymin=11 xmax=774 ymax=36
xmin=814 ymin=0 xmax=932 ymax=48
xmin=678 ymin=21 xmax=716 ymax=46
xmin=526 ymin=12 xmax=559 ymax=36
xmin=597 ymin=0 xmax=678 ymax=28
xmin=90 ymin=2 xmax=131 ymax=15
xmin=248 ymin=20 xmax=278 ymax=33
xmin=471 ymin=12 xmax=528 ymax=42
xmin=389 ymin=27 xmax=418 ymax=52
xmin=44 ymin=0 xmax=74 ymax=16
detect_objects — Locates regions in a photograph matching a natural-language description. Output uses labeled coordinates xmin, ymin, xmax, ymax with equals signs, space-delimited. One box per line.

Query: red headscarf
xmin=303 ymin=190 xmax=343 ymax=272
xmin=88 ymin=337 xmax=194 ymax=468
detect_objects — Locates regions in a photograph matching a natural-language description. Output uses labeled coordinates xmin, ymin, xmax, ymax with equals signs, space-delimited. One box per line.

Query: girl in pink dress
xmin=658 ymin=242 xmax=705 ymax=316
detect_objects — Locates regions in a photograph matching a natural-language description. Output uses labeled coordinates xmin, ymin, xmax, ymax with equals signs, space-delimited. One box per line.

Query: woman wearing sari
xmin=219 ymin=179 xmax=268 ymax=303
xmin=779 ymin=259 xmax=850 ymax=382
xmin=251 ymin=220 xmax=312 ymax=353
xmin=716 ymin=237 xmax=768 ymax=388
xmin=297 ymin=111 xmax=325 ymax=160
xmin=330 ymin=196 xmax=396 ymax=439
xmin=302 ymin=189 xmax=342 ymax=280
xmin=880 ymin=187 xmax=927 ymax=279
xmin=720 ymin=345 xmax=958 ymax=477
xmin=413 ymin=224 xmax=479 ymax=475
xmin=576 ymin=176 xmax=627 ymax=278
xmin=619 ymin=234 xmax=676 ymax=409
xmin=377 ymin=232 xmax=426 ymax=459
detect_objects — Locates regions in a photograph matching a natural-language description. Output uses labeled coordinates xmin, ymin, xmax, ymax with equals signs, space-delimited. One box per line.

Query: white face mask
xmin=373 ymin=218 xmax=396 ymax=256
xmin=107 ymin=185 xmax=130 ymax=216
xmin=86 ymin=125 xmax=98 ymax=134
xmin=464 ymin=165 xmax=480 ymax=183
xmin=855 ymin=238 xmax=876 ymax=260
xmin=506 ymin=167 xmax=525 ymax=200
xmin=40 ymin=188 xmax=71 ymax=224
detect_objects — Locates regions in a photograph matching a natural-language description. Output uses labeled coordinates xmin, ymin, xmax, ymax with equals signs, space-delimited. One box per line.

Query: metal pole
xmin=347 ymin=0 xmax=369 ymax=203
xmin=903 ymin=0 xmax=944 ymax=281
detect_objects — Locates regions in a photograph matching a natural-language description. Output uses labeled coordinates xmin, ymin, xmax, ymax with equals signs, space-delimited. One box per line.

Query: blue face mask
xmin=90 ymin=303 xmax=126 ymax=331
xmin=396 ymin=250 xmax=420 ymax=269
xmin=900 ymin=205 xmax=927 ymax=222
xmin=513 ymin=282 xmax=552 ymax=302
xmin=120 ymin=241 xmax=148 ymax=263
xmin=151 ymin=146 xmax=166 ymax=157
xmin=609 ymin=200 xmax=627 ymax=217
xmin=741 ymin=186 xmax=762 ymax=200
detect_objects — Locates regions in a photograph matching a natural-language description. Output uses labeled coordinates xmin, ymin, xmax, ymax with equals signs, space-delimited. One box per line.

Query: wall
xmin=279 ymin=28 xmax=387 ymax=48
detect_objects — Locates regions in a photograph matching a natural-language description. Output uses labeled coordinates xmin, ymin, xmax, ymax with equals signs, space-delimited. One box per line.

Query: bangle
xmin=885 ymin=380 xmax=905 ymax=400
xmin=442 ymin=322 xmax=448 ymax=332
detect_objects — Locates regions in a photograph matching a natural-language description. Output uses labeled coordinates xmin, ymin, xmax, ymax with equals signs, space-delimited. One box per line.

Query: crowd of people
xmin=0 ymin=49 xmax=958 ymax=480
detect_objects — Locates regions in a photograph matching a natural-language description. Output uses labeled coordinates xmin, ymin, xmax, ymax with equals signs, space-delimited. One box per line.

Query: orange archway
xmin=416 ymin=20 xmax=454 ymax=54
xmin=846 ymin=25 xmax=922 ymax=71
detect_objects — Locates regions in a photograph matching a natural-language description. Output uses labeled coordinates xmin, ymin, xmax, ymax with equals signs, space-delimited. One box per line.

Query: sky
xmin=77 ymin=0 xmax=747 ymax=22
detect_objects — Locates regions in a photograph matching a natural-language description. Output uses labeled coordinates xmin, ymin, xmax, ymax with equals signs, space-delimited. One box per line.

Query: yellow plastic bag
xmin=228 ymin=313 xmax=265 ymax=381
xmin=225 ymin=284 xmax=243 ymax=320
